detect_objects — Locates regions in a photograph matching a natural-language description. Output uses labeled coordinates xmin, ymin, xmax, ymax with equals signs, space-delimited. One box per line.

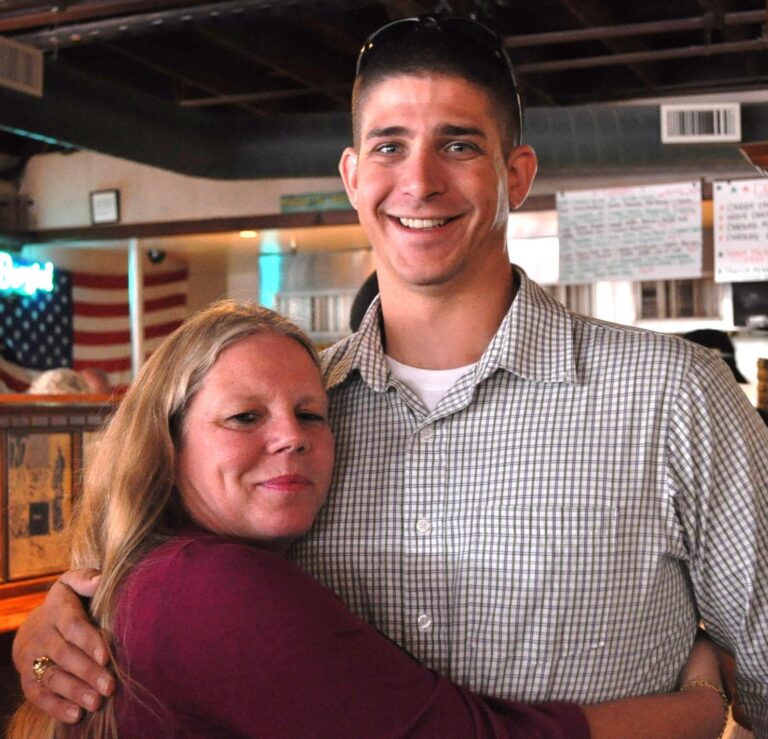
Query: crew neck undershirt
xmin=385 ymin=355 xmax=476 ymax=413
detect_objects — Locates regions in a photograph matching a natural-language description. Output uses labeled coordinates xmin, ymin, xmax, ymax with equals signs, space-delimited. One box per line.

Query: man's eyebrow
xmin=438 ymin=124 xmax=486 ymax=138
xmin=364 ymin=123 xmax=487 ymax=140
xmin=365 ymin=125 xmax=410 ymax=140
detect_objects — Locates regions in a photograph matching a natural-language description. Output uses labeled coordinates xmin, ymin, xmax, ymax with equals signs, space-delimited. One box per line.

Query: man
xmin=13 ymin=14 xmax=768 ymax=734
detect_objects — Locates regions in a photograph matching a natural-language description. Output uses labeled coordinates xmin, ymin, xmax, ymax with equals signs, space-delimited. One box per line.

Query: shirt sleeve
xmin=666 ymin=349 xmax=768 ymax=736
xmin=123 ymin=536 xmax=590 ymax=739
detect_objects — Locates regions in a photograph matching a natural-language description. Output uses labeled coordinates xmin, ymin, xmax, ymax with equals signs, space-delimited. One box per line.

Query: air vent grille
xmin=660 ymin=103 xmax=741 ymax=143
xmin=0 ymin=36 xmax=43 ymax=97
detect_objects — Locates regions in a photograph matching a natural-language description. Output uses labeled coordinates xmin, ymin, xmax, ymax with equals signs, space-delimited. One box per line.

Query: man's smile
xmin=394 ymin=215 xmax=458 ymax=229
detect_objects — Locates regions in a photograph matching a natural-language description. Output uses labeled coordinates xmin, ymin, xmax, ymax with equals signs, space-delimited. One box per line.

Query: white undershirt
xmin=385 ymin=356 xmax=476 ymax=413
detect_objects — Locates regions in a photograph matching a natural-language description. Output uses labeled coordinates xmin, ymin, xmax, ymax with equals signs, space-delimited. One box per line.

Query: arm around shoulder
xmin=12 ymin=570 xmax=114 ymax=724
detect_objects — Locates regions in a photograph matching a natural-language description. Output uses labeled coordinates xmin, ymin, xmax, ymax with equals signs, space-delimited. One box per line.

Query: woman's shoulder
xmin=114 ymin=527 xmax=362 ymax=675
xmin=130 ymin=528 xmax=308 ymax=593
xmin=120 ymin=527 xmax=336 ymax=625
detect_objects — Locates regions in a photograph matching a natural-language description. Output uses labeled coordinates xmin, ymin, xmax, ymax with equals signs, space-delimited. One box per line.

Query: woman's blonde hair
xmin=7 ymin=300 xmax=318 ymax=739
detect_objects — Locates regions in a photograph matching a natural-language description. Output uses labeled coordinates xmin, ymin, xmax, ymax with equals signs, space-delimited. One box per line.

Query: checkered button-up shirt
xmin=289 ymin=270 xmax=768 ymax=735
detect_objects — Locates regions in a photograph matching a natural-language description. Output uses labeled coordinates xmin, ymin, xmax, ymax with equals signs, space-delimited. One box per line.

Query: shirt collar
xmin=323 ymin=295 xmax=391 ymax=393
xmin=323 ymin=268 xmax=579 ymax=392
xmin=479 ymin=268 xmax=579 ymax=385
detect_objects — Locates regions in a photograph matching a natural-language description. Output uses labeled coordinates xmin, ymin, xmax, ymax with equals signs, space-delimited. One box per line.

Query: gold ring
xmin=32 ymin=655 xmax=55 ymax=684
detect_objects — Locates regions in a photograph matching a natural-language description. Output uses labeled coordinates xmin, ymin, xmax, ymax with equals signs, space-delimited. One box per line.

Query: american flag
xmin=0 ymin=262 xmax=188 ymax=392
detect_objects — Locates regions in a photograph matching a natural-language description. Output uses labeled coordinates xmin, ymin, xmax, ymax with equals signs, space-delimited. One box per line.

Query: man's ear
xmin=506 ymin=145 xmax=538 ymax=209
xmin=339 ymin=147 xmax=359 ymax=209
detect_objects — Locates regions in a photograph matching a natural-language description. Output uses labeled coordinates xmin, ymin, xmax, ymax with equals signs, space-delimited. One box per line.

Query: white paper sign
xmin=714 ymin=179 xmax=768 ymax=283
xmin=556 ymin=181 xmax=702 ymax=283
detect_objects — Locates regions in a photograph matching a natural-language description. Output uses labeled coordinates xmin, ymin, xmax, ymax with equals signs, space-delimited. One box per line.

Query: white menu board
xmin=557 ymin=181 xmax=702 ymax=283
xmin=714 ymin=179 xmax=768 ymax=283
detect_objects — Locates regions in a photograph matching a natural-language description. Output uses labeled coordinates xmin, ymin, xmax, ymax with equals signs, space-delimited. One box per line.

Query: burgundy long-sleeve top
xmin=112 ymin=528 xmax=590 ymax=738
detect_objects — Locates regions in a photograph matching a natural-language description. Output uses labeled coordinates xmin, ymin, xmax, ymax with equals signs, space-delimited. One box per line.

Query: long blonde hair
xmin=7 ymin=300 xmax=318 ymax=739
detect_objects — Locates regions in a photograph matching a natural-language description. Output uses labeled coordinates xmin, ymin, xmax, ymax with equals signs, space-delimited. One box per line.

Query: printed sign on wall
xmin=714 ymin=179 xmax=768 ymax=283
xmin=556 ymin=182 xmax=702 ymax=283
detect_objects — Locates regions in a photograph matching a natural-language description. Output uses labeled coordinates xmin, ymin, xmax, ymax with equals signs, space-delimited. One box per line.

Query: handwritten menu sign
xmin=714 ymin=179 xmax=768 ymax=283
xmin=556 ymin=182 xmax=702 ymax=283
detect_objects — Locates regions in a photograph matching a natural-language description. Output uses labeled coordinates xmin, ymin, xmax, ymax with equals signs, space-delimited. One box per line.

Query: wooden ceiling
xmin=0 ymin=0 xmax=766 ymax=160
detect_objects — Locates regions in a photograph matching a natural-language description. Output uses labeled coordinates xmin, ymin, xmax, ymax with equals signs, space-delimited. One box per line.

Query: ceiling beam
xmin=101 ymin=41 xmax=269 ymax=115
xmin=179 ymin=85 xmax=350 ymax=107
xmin=552 ymin=0 xmax=655 ymax=90
xmin=0 ymin=0 xmax=211 ymax=33
xmin=518 ymin=38 xmax=768 ymax=74
xmin=197 ymin=25 xmax=349 ymax=106
xmin=506 ymin=11 xmax=766 ymax=49
xmin=14 ymin=0 xmax=382 ymax=50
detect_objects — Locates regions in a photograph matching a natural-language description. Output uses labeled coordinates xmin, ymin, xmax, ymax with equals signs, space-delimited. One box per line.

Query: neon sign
xmin=0 ymin=252 xmax=54 ymax=296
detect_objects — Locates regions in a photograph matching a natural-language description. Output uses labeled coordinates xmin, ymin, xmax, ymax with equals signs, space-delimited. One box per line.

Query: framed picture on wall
xmin=89 ymin=189 xmax=120 ymax=225
xmin=6 ymin=431 xmax=73 ymax=579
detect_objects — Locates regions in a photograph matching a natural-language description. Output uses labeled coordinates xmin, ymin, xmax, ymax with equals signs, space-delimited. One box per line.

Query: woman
xmin=9 ymin=301 xmax=728 ymax=738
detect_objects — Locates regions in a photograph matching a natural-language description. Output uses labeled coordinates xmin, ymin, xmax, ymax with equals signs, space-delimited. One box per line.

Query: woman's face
xmin=175 ymin=333 xmax=334 ymax=554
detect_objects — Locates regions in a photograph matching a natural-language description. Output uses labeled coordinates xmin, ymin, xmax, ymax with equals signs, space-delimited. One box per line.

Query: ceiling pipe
xmin=0 ymin=58 xmax=763 ymax=181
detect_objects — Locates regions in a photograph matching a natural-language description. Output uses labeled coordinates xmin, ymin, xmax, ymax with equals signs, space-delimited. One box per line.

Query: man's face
xmin=340 ymin=73 xmax=536 ymax=295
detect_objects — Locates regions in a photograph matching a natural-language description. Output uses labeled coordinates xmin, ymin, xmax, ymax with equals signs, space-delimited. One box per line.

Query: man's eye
xmin=373 ymin=143 xmax=400 ymax=155
xmin=446 ymin=142 xmax=478 ymax=155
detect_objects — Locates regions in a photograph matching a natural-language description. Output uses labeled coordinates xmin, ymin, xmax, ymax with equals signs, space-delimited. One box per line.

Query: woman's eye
xmin=298 ymin=411 xmax=327 ymax=423
xmin=228 ymin=412 xmax=258 ymax=425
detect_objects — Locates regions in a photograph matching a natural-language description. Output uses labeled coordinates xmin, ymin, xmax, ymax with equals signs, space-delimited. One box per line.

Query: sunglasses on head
xmin=355 ymin=15 xmax=522 ymax=145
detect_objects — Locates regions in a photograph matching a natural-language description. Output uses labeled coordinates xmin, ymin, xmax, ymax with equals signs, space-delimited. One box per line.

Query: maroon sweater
xmin=113 ymin=529 xmax=590 ymax=738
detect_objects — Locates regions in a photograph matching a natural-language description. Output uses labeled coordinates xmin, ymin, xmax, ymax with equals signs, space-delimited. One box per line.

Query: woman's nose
xmin=266 ymin=414 xmax=309 ymax=454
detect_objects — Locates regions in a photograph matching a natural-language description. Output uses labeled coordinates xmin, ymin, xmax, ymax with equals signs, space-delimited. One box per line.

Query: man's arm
xmin=12 ymin=569 xmax=115 ymax=724
xmin=668 ymin=351 xmax=768 ymax=736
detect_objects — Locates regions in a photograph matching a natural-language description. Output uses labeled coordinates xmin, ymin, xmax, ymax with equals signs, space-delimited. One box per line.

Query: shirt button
xmin=417 ymin=613 xmax=432 ymax=631
xmin=419 ymin=426 xmax=435 ymax=441
xmin=415 ymin=518 xmax=432 ymax=534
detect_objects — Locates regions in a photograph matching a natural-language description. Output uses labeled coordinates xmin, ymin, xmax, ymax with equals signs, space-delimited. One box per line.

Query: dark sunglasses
xmin=355 ymin=15 xmax=522 ymax=145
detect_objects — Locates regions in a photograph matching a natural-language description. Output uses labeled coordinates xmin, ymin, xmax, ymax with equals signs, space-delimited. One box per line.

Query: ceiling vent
xmin=660 ymin=103 xmax=741 ymax=144
xmin=0 ymin=36 xmax=43 ymax=97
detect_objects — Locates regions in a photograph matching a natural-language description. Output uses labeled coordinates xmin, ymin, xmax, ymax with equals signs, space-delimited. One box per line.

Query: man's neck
xmin=379 ymin=264 xmax=516 ymax=370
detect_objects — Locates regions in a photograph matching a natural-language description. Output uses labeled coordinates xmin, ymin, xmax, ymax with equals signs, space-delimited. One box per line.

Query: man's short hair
xmin=352 ymin=16 xmax=522 ymax=156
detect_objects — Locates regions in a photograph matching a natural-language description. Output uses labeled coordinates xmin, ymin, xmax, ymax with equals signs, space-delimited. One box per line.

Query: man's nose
xmin=399 ymin=147 xmax=446 ymax=200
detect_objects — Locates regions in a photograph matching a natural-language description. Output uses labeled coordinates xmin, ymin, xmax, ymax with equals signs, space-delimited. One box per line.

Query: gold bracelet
xmin=679 ymin=679 xmax=730 ymax=739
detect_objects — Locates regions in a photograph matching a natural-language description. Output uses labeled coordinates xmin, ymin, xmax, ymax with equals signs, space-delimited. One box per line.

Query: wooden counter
xmin=0 ymin=577 xmax=56 ymax=633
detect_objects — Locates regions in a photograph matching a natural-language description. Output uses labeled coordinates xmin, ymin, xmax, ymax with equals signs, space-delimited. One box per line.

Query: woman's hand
xmin=12 ymin=569 xmax=115 ymax=724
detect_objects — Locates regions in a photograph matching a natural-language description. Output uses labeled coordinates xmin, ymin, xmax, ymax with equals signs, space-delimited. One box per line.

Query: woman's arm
xmin=584 ymin=686 xmax=725 ymax=739
xmin=117 ymin=535 xmax=725 ymax=739
xmin=12 ymin=541 xmax=727 ymax=739
xmin=584 ymin=634 xmax=727 ymax=739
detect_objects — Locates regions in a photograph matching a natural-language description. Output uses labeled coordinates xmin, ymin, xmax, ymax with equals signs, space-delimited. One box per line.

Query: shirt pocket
xmin=459 ymin=502 xmax=619 ymax=664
